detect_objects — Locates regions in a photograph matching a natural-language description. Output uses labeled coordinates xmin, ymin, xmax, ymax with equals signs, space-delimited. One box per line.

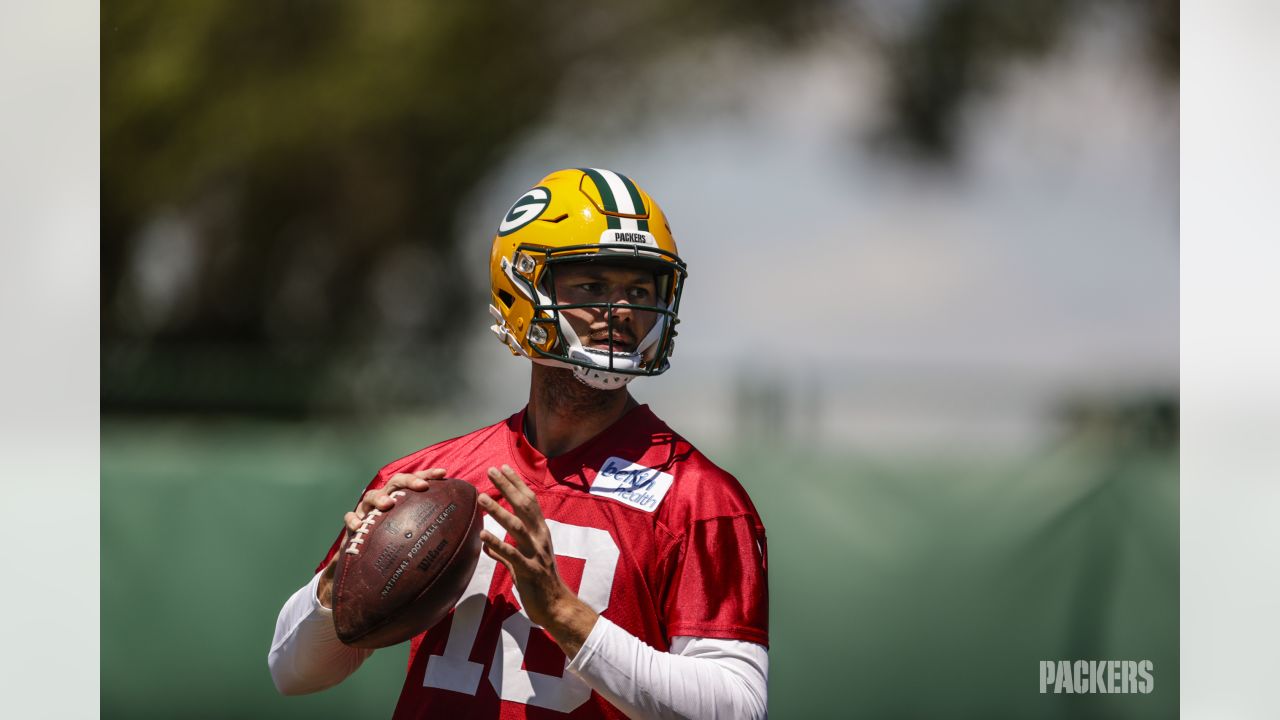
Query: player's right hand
xmin=319 ymin=468 xmax=447 ymax=609
xmin=343 ymin=468 xmax=445 ymax=532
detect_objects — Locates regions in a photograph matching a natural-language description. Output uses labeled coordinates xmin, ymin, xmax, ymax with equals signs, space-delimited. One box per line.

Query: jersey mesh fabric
xmin=315 ymin=405 xmax=769 ymax=719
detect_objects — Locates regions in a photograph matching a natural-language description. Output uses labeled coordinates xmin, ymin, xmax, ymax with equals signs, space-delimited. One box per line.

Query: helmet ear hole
xmin=497 ymin=290 xmax=515 ymax=309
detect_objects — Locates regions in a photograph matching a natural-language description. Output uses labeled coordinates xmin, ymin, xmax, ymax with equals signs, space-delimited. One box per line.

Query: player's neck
xmin=525 ymin=365 xmax=638 ymax=458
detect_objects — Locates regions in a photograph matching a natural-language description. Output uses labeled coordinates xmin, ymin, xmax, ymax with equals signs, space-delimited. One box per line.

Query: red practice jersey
xmin=316 ymin=404 xmax=769 ymax=719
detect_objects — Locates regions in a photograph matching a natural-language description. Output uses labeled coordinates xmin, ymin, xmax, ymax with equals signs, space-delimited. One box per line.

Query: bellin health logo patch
xmin=590 ymin=457 xmax=674 ymax=512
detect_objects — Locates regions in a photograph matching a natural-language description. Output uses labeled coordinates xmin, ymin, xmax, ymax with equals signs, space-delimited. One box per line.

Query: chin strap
xmin=566 ymin=347 xmax=639 ymax=389
xmin=575 ymin=367 xmax=635 ymax=389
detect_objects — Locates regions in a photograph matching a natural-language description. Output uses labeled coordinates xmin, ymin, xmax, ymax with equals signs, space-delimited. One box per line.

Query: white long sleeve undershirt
xmin=566 ymin=616 xmax=769 ymax=720
xmin=268 ymin=571 xmax=373 ymax=696
xmin=268 ymin=572 xmax=768 ymax=719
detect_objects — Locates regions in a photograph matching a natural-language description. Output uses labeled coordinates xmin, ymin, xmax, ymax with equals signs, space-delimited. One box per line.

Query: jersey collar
xmin=505 ymin=404 xmax=657 ymax=489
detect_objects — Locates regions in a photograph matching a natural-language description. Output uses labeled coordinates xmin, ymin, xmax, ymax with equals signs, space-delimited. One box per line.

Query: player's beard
xmin=533 ymin=364 xmax=622 ymax=417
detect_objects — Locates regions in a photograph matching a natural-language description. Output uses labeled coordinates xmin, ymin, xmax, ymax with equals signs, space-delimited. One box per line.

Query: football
xmin=332 ymin=478 xmax=483 ymax=648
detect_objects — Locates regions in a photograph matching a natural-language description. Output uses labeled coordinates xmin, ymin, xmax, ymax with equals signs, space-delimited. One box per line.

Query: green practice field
xmin=102 ymin=415 xmax=1176 ymax=719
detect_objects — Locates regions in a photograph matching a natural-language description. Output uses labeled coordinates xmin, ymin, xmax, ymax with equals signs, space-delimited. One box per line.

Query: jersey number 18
xmin=422 ymin=517 xmax=621 ymax=713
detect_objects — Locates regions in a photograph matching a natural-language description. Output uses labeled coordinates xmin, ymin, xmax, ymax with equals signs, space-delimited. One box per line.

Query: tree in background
xmin=102 ymin=0 xmax=823 ymax=413
xmin=102 ymin=0 xmax=1176 ymax=414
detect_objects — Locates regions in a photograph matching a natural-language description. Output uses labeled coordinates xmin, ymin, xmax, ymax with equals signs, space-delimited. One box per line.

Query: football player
xmin=269 ymin=168 xmax=770 ymax=719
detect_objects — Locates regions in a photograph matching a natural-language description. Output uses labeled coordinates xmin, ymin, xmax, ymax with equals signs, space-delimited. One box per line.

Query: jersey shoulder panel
xmin=660 ymin=444 xmax=762 ymax=526
xmin=630 ymin=412 xmax=763 ymax=531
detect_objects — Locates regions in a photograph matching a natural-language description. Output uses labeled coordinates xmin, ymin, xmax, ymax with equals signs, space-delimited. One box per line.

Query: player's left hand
xmin=478 ymin=464 xmax=597 ymax=658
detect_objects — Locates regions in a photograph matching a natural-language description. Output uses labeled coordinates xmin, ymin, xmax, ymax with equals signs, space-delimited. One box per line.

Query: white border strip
xmin=1183 ymin=2 xmax=1280 ymax=718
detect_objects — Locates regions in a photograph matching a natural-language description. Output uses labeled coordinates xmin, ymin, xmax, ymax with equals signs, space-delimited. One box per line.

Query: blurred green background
xmin=103 ymin=0 xmax=1178 ymax=717
xmin=102 ymin=407 xmax=1175 ymax=718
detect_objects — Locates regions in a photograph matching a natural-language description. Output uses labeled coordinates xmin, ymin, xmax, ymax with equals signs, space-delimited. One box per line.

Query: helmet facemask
xmin=502 ymin=244 xmax=685 ymax=389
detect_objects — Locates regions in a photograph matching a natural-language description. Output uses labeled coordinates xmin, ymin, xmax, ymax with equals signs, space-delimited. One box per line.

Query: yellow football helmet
xmin=489 ymin=168 xmax=687 ymax=389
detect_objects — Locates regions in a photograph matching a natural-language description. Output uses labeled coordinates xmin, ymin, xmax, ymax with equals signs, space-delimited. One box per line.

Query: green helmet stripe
xmin=579 ymin=168 xmax=621 ymax=230
xmin=616 ymin=173 xmax=650 ymax=232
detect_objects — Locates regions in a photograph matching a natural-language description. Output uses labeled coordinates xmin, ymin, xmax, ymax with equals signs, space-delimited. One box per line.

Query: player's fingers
xmin=359 ymin=486 xmax=402 ymax=514
xmin=481 ymin=543 xmax=510 ymax=573
xmin=477 ymin=493 xmax=519 ymax=528
xmin=358 ymin=485 xmax=393 ymax=513
xmin=359 ymin=487 xmax=382 ymax=506
xmin=356 ymin=492 xmax=376 ymax=516
xmin=487 ymin=466 xmax=521 ymax=506
xmin=498 ymin=465 xmax=535 ymax=501
xmin=388 ymin=471 xmax=434 ymax=492
xmin=502 ymin=465 xmax=542 ymax=521
xmin=344 ymin=511 xmax=363 ymax=532
xmin=477 ymin=494 xmax=534 ymax=551
xmin=346 ymin=504 xmax=386 ymax=529
xmin=370 ymin=488 xmax=408 ymax=512
xmin=489 ymin=466 xmax=540 ymax=521
xmin=481 ymin=530 xmax=522 ymax=574
xmin=358 ymin=470 xmax=436 ymax=517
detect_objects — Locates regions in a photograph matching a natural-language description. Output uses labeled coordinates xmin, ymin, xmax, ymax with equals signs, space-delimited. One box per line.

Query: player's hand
xmin=317 ymin=468 xmax=447 ymax=609
xmin=478 ymin=464 xmax=598 ymax=659
xmin=345 ymin=468 xmax=445 ymax=529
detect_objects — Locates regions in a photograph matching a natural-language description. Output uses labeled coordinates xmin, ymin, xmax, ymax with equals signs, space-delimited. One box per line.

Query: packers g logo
xmin=498 ymin=187 xmax=551 ymax=236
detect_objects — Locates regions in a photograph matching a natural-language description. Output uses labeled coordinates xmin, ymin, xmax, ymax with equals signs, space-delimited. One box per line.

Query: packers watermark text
xmin=1039 ymin=660 xmax=1153 ymax=694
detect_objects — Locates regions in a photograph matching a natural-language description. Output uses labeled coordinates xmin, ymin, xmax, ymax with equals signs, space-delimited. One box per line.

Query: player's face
xmin=552 ymin=264 xmax=659 ymax=353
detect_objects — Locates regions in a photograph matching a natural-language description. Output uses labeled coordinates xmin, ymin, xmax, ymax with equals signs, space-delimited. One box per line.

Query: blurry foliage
xmin=97 ymin=0 xmax=819 ymax=412
xmin=102 ymin=0 xmax=1176 ymax=413
xmin=877 ymin=0 xmax=1178 ymax=160
xmin=102 ymin=0 xmax=824 ymax=413
xmin=1055 ymin=393 xmax=1179 ymax=453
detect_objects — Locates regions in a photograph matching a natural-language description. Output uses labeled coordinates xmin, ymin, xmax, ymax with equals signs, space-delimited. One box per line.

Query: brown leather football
xmin=332 ymin=479 xmax=483 ymax=648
